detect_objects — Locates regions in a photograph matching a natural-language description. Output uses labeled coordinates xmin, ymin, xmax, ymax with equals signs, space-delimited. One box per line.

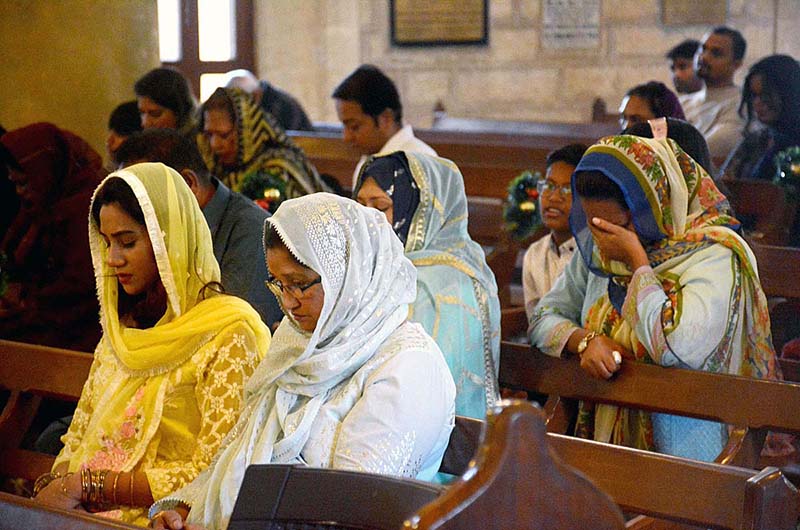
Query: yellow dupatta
xmin=57 ymin=163 xmax=269 ymax=474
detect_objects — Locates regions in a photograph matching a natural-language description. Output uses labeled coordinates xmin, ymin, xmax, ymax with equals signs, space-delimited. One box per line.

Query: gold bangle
xmin=112 ymin=471 xmax=120 ymax=506
xmin=129 ymin=471 xmax=135 ymax=506
xmin=33 ymin=472 xmax=60 ymax=497
xmin=80 ymin=467 xmax=92 ymax=506
xmin=96 ymin=469 xmax=109 ymax=508
xmin=60 ymin=472 xmax=74 ymax=497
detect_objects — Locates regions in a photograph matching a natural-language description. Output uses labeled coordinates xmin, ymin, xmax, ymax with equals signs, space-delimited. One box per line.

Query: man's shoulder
xmin=222 ymin=190 xmax=270 ymax=227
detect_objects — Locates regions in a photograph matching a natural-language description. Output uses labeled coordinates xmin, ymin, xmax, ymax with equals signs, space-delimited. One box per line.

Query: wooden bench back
xmin=0 ymin=340 xmax=93 ymax=481
xmin=0 ymin=491 xmax=139 ymax=530
xmin=724 ymin=179 xmax=797 ymax=246
xmin=749 ymin=241 xmax=800 ymax=300
xmin=410 ymin=400 xmax=797 ymax=530
xmin=290 ymin=125 xmax=610 ymax=200
xmin=408 ymin=400 xmax=625 ymax=530
xmin=499 ymin=341 xmax=800 ymax=467
xmin=550 ymin=433 xmax=798 ymax=530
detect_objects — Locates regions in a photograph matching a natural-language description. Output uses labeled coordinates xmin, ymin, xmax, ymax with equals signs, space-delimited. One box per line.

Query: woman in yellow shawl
xmin=33 ymin=163 xmax=270 ymax=525
xmin=530 ymin=120 xmax=778 ymax=461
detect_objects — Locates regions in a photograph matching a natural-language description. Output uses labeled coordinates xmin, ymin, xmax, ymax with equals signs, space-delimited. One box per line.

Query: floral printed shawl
xmin=569 ymin=133 xmax=778 ymax=449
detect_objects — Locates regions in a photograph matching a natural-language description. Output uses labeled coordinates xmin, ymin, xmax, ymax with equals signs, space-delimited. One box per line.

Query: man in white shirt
xmin=332 ymin=64 xmax=436 ymax=188
xmin=680 ymin=27 xmax=746 ymax=167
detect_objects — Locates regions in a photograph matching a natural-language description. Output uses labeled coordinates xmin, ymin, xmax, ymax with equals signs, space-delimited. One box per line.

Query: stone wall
xmin=256 ymin=0 xmax=800 ymax=128
xmin=0 ymin=0 xmax=159 ymax=158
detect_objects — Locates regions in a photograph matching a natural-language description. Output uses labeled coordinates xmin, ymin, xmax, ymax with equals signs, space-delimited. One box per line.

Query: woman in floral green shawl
xmin=197 ymin=87 xmax=328 ymax=199
xmin=530 ymin=121 xmax=778 ymax=461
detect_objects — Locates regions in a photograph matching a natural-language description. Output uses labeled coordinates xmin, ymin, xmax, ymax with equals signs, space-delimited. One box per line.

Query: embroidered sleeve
xmin=144 ymin=323 xmax=261 ymax=499
xmin=332 ymin=344 xmax=455 ymax=480
xmin=623 ymin=247 xmax=739 ymax=370
xmin=54 ymin=342 xmax=105 ymax=469
xmin=529 ymin=253 xmax=587 ymax=357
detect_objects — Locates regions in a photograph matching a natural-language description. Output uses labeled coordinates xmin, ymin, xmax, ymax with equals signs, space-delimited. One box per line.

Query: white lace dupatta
xmin=179 ymin=193 xmax=417 ymax=529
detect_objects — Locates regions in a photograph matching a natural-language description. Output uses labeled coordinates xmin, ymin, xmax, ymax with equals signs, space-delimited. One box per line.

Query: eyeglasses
xmin=265 ymin=276 xmax=322 ymax=299
xmin=536 ymin=179 xmax=572 ymax=197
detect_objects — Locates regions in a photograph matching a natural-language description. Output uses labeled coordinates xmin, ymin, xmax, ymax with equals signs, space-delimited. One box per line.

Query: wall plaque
xmin=391 ymin=0 xmax=488 ymax=47
xmin=663 ymin=0 xmax=727 ymax=25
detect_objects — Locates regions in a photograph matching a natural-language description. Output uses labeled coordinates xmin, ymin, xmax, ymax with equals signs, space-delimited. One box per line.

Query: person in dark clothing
xmin=224 ymin=69 xmax=314 ymax=132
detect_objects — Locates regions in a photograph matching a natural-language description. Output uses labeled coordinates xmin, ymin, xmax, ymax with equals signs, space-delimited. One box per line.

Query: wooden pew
xmin=749 ymin=241 xmax=800 ymax=357
xmin=499 ymin=341 xmax=800 ymax=469
xmin=0 ymin=340 xmax=93 ymax=482
xmin=0 ymin=491 xmax=140 ymax=530
xmin=290 ymin=123 xmax=613 ymax=200
xmin=408 ymin=400 xmax=626 ymax=529
xmin=550 ymin=432 xmax=798 ymax=530
xmin=724 ymin=179 xmax=797 ymax=246
xmin=409 ymin=400 xmax=797 ymax=530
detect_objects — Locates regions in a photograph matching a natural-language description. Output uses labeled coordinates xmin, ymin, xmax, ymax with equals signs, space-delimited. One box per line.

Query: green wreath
xmin=239 ymin=168 xmax=288 ymax=214
xmin=503 ymin=170 xmax=543 ymax=241
xmin=774 ymin=145 xmax=800 ymax=199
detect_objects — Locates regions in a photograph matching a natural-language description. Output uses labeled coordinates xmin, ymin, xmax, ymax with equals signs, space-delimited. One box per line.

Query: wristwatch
xmin=576 ymin=331 xmax=598 ymax=356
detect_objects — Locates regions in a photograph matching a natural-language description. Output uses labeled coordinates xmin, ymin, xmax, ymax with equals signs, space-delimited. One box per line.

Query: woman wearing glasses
xmin=151 ymin=193 xmax=456 ymax=530
xmin=33 ymin=163 xmax=269 ymax=525
xmin=355 ymin=152 xmax=500 ymax=420
xmin=521 ymin=144 xmax=587 ymax=320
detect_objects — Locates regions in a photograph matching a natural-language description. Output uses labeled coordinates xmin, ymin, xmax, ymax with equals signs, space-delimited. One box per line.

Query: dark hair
xmin=622 ymin=118 xmax=713 ymax=175
xmin=91 ymin=177 xmax=145 ymax=228
xmin=711 ymin=26 xmax=746 ymax=61
xmin=108 ymin=101 xmax=143 ymax=136
xmin=739 ymin=54 xmax=800 ymax=134
xmin=115 ymin=129 xmax=212 ymax=186
xmin=626 ymin=81 xmax=686 ymax=121
xmin=666 ymin=39 xmax=700 ymax=61
xmin=134 ymin=68 xmax=197 ymax=128
xmin=573 ymin=170 xmax=628 ymax=211
xmin=546 ymin=144 xmax=588 ymax=169
xmin=332 ymin=64 xmax=402 ymax=125
xmin=263 ymin=222 xmax=285 ymax=251
xmin=90 ymin=177 xmax=162 ymax=324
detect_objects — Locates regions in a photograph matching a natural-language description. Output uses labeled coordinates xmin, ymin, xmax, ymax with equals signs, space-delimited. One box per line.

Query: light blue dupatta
xmin=359 ymin=152 xmax=501 ymax=419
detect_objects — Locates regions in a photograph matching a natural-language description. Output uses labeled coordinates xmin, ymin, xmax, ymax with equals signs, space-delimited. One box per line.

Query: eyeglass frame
xmin=264 ymin=275 xmax=322 ymax=299
xmin=536 ymin=179 xmax=572 ymax=198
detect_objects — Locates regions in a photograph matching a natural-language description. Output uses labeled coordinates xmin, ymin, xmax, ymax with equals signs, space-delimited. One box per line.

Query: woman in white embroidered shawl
xmin=152 ymin=193 xmax=456 ymax=530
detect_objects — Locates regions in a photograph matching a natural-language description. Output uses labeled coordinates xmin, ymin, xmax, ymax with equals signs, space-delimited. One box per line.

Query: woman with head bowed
xmin=150 ymin=193 xmax=455 ymax=530
xmin=356 ymin=152 xmax=501 ymax=420
xmin=135 ymin=68 xmax=198 ymax=138
xmin=530 ymin=123 xmax=778 ymax=461
xmin=33 ymin=163 xmax=269 ymax=525
xmin=197 ymin=87 xmax=327 ymax=198
xmin=0 ymin=122 xmax=106 ymax=350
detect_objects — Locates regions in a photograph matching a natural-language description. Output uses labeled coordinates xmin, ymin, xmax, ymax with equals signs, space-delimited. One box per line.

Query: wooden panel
xmin=290 ymin=124 xmax=612 ymax=200
xmin=748 ymin=242 xmax=800 ymax=299
xmin=499 ymin=341 xmax=800 ymax=434
xmin=0 ymin=491 xmax=140 ymax=530
xmin=0 ymin=340 xmax=92 ymax=400
xmin=550 ymin=433 xmax=797 ymax=530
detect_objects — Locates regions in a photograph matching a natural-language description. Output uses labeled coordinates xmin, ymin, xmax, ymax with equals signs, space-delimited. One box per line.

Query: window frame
xmin=160 ymin=0 xmax=255 ymax=99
